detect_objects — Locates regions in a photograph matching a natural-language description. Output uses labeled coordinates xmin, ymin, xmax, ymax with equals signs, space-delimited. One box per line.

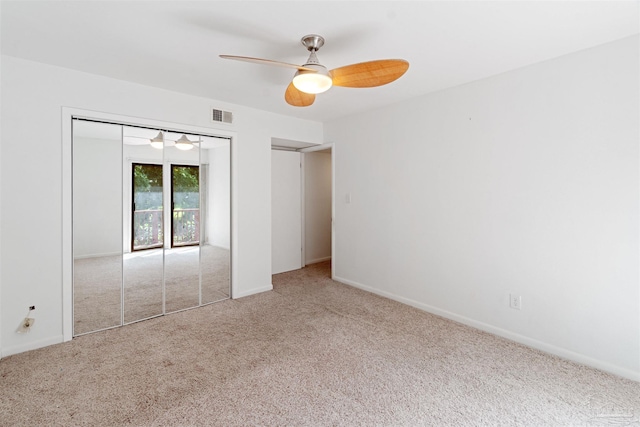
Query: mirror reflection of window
xmin=132 ymin=163 xmax=163 ymax=251
xmin=171 ymin=165 xmax=200 ymax=247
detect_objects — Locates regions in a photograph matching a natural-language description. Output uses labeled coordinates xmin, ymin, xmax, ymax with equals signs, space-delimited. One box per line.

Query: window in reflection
xmin=132 ymin=163 xmax=164 ymax=251
xmin=171 ymin=165 xmax=200 ymax=247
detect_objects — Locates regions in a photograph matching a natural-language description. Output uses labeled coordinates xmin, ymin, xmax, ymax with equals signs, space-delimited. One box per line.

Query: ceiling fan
xmin=220 ymin=34 xmax=409 ymax=107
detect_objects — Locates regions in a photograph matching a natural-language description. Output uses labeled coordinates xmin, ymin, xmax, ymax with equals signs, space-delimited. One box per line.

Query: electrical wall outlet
xmin=16 ymin=306 xmax=36 ymax=334
xmin=510 ymin=294 xmax=522 ymax=310
xmin=16 ymin=317 xmax=35 ymax=334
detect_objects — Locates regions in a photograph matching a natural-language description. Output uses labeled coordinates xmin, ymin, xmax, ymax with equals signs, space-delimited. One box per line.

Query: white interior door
xmin=271 ymin=150 xmax=302 ymax=274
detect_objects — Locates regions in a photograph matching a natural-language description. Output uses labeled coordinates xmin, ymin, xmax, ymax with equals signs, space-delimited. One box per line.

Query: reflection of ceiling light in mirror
xmin=175 ymin=134 xmax=195 ymax=151
xmin=149 ymin=131 xmax=164 ymax=149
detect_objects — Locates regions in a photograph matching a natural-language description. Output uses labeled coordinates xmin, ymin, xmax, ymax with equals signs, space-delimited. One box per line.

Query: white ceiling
xmin=2 ymin=1 xmax=638 ymax=123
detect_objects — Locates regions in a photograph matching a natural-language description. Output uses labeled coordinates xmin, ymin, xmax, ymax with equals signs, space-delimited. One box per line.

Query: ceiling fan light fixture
xmin=175 ymin=134 xmax=195 ymax=151
xmin=292 ymin=65 xmax=332 ymax=94
xmin=150 ymin=131 xmax=164 ymax=150
xmin=220 ymin=33 xmax=409 ymax=107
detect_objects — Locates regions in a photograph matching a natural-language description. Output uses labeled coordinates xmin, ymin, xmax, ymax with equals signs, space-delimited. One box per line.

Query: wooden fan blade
xmin=285 ymin=82 xmax=315 ymax=107
xmin=330 ymin=59 xmax=409 ymax=88
xmin=219 ymin=55 xmax=316 ymax=72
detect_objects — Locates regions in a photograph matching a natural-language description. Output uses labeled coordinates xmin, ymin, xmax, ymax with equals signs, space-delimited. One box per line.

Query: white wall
xmin=209 ymin=144 xmax=231 ymax=249
xmin=73 ymin=136 xmax=122 ymax=258
xmin=304 ymin=151 xmax=332 ymax=264
xmin=0 ymin=55 xmax=323 ymax=356
xmin=325 ymin=36 xmax=640 ymax=380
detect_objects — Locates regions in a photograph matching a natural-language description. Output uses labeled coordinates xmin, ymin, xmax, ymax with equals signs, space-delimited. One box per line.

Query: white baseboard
xmin=74 ymin=251 xmax=121 ymax=260
xmin=233 ymin=284 xmax=273 ymax=299
xmin=333 ymin=275 xmax=640 ymax=383
xmin=306 ymin=256 xmax=332 ymax=265
xmin=210 ymin=244 xmax=231 ymax=250
xmin=1 ymin=335 xmax=64 ymax=358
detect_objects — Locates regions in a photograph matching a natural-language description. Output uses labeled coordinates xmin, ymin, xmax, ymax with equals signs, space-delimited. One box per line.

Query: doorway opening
xmin=271 ymin=139 xmax=334 ymax=277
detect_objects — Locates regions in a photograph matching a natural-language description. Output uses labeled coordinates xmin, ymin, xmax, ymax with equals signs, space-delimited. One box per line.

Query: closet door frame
xmin=62 ymin=107 xmax=237 ymax=342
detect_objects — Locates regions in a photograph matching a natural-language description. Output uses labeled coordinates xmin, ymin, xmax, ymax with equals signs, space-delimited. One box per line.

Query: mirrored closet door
xmin=122 ymin=125 xmax=165 ymax=324
xmin=72 ymin=121 xmax=123 ymax=334
xmin=72 ymin=119 xmax=231 ymax=336
xmin=199 ymin=135 xmax=231 ymax=303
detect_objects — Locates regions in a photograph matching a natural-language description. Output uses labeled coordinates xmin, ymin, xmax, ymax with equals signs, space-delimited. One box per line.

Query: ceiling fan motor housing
xmin=301 ymin=34 xmax=325 ymax=51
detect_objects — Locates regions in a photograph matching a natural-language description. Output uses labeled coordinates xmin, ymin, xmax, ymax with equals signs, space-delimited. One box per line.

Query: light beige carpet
xmin=73 ymin=245 xmax=230 ymax=335
xmin=2 ymin=261 xmax=639 ymax=426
